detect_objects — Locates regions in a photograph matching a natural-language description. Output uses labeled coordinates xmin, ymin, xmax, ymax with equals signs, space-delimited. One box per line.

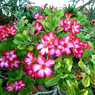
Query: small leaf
xmin=78 ymin=61 xmax=90 ymax=74
xmin=82 ymin=75 xmax=90 ymax=87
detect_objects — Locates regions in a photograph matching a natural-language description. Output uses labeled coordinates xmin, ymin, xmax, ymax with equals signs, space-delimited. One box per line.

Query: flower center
xmin=41 ymin=64 xmax=46 ymax=69
xmin=49 ymin=38 xmax=52 ymax=42
xmin=54 ymin=45 xmax=57 ymax=50
xmin=65 ymin=24 xmax=69 ymax=27
xmin=72 ymin=26 xmax=75 ymax=30
xmin=3 ymin=32 xmax=7 ymax=35
xmin=10 ymin=30 xmax=13 ymax=32
xmin=64 ymin=43 xmax=67 ymax=48
xmin=9 ymin=54 xmax=12 ymax=57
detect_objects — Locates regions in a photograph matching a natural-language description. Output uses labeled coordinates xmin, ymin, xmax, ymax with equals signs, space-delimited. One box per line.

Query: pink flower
xmin=71 ymin=20 xmax=81 ymax=35
xmin=0 ymin=56 xmax=9 ymax=68
xmin=38 ymin=15 xmax=44 ymax=19
xmin=40 ymin=5 xmax=44 ymax=10
xmin=0 ymin=28 xmax=9 ymax=39
xmin=23 ymin=51 xmax=36 ymax=65
xmin=36 ymin=39 xmax=49 ymax=55
xmin=33 ymin=13 xmax=40 ymax=19
xmin=24 ymin=65 xmax=35 ymax=79
xmin=64 ymin=13 xmax=72 ymax=20
xmin=13 ymin=20 xmax=18 ymax=25
xmin=14 ymin=80 xmax=26 ymax=91
xmin=9 ymin=59 xmax=21 ymax=69
xmin=42 ymin=31 xmax=55 ymax=44
xmin=32 ymin=55 xmax=55 ymax=78
xmin=51 ymin=7 xmax=57 ymax=12
xmin=48 ymin=37 xmax=62 ymax=57
xmin=5 ymin=80 xmax=26 ymax=92
xmin=60 ymin=35 xmax=74 ymax=55
xmin=3 ymin=49 xmax=17 ymax=61
xmin=74 ymin=49 xmax=84 ymax=58
xmin=6 ymin=25 xmax=17 ymax=36
xmin=5 ymin=83 xmax=14 ymax=91
xmin=25 ymin=3 xmax=31 ymax=9
xmin=33 ymin=21 xmax=44 ymax=33
xmin=63 ymin=19 xmax=72 ymax=32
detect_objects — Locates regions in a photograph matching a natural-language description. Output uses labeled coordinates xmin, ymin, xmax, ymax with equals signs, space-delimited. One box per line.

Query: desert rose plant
xmin=0 ymin=3 xmax=94 ymax=95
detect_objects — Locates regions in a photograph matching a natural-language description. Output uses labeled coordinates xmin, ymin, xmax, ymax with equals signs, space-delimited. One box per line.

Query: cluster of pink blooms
xmin=0 ymin=49 xmax=21 ymax=69
xmin=5 ymin=79 xmax=26 ymax=92
xmin=36 ymin=31 xmax=90 ymax=58
xmin=33 ymin=13 xmax=44 ymax=19
xmin=27 ymin=85 xmax=40 ymax=95
xmin=0 ymin=25 xmax=17 ymax=40
xmin=23 ymin=51 xmax=55 ymax=79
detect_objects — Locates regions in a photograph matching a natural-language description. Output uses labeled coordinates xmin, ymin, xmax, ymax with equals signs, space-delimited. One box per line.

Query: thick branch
xmin=78 ymin=0 xmax=92 ymax=11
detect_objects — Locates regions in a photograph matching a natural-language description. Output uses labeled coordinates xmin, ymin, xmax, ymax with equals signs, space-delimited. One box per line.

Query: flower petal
xmin=45 ymin=59 xmax=55 ymax=67
xmin=32 ymin=64 xmax=41 ymax=72
xmin=45 ymin=67 xmax=53 ymax=77
xmin=36 ymin=69 xmax=45 ymax=78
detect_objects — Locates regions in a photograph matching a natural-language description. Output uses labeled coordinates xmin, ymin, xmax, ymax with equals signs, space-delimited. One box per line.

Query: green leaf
xmin=2 ymin=91 xmax=17 ymax=95
xmin=86 ymin=88 xmax=93 ymax=95
xmin=0 ymin=43 xmax=9 ymax=51
xmin=8 ymin=69 xmax=22 ymax=80
xmin=44 ymin=8 xmax=52 ymax=15
xmin=80 ymin=89 xmax=88 ymax=95
xmin=60 ymin=73 xmax=68 ymax=79
xmin=53 ymin=9 xmax=64 ymax=17
xmin=18 ymin=88 xmax=28 ymax=95
xmin=58 ymin=79 xmax=64 ymax=90
xmin=82 ymin=75 xmax=90 ymax=87
xmin=91 ymin=55 xmax=95 ymax=64
xmin=13 ymin=33 xmax=28 ymax=45
xmin=78 ymin=61 xmax=90 ymax=74
xmin=0 ymin=79 xmax=2 ymax=86
xmin=0 ymin=87 xmax=3 ymax=95
xmin=37 ymin=78 xmax=45 ymax=84
xmin=66 ymin=84 xmax=80 ymax=95
xmin=45 ymin=73 xmax=60 ymax=86
xmin=23 ymin=76 xmax=34 ymax=90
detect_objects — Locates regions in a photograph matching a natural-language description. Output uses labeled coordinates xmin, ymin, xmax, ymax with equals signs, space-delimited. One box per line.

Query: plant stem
xmin=33 ymin=90 xmax=54 ymax=95
xmin=0 ymin=75 xmax=8 ymax=80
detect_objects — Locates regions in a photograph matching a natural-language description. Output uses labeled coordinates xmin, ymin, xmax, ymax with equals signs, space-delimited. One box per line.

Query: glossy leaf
xmin=82 ymin=75 xmax=90 ymax=87
xmin=45 ymin=73 xmax=60 ymax=86
xmin=78 ymin=61 xmax=90 ymax=74
xmin=18 ymin=88 xmax=28 ymax=95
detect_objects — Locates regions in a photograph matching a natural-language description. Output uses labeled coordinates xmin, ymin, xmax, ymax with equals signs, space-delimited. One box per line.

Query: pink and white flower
xmin=64 ymin=13 xmax=72 ymax=20
xmin=25 ymin=3 xmax=31 ymax=9
xmin=3 ymin=49 xmax=17 ymax=61
xmin=6 ymin=25 xmax=17 ymax=36
xmin=71 ymin=20 xmax=81 ymax=35
xmin=0 ymin=56 xmax=9 ymax=68
xmin=5 ymin=83 xmax=15 ymax=91
xmin=48 ymin=37 xmax=62 ymax=57
xmin=32 ymin=55 xmax=55 ymax=78
xmin=14 ymin=80 xmax=26 ymax=91
xmin=9 ymin=59 xmax=21 ymax=69
xmin=33 ymin=21 xmax=44 ymax=33
xmin=60 ymin=35 xmax=74 ymax=55
xmin=23 ymin=51 xmax=36 ymax=65
xmin=33 ymin=13 xmax=40 ymax=19
xmin=24 ymin=65 xmax=35 ymax=79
